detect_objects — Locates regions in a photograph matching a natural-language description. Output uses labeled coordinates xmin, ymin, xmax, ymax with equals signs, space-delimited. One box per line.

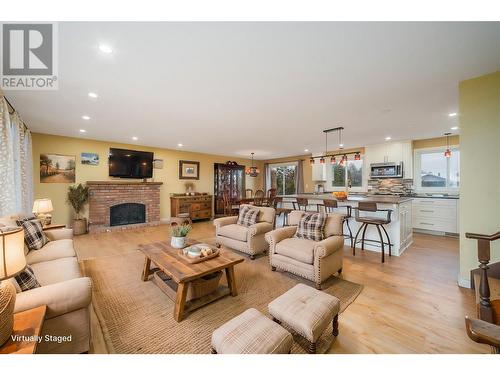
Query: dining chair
xmin=245 ymin=189 xmax=254 ymax=199
xmin=222 ymin=190 xmax=239 ymax=216
xmin=272 ymin=197 xmax=293 ymax=228
xmin=254 ymin=189 xmax=265 ymax=206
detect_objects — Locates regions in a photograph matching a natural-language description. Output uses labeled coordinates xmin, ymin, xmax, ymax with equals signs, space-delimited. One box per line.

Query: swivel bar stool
xmin=352 ymin=202 xmax=392 ymax=263
xmin=319 ymin=199 xmax=353 ymax=247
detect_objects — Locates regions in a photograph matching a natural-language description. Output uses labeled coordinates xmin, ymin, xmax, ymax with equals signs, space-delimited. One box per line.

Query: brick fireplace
xmin=87 ymin=181 xmax=162 ymax=233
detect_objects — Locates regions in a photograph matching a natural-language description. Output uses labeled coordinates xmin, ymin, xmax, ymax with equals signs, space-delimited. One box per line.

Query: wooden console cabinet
xmin=170 ymin=195 xmax=213 ymax=221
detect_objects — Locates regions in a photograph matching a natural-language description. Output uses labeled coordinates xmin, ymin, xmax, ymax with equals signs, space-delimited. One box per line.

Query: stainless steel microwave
xmin=370 ymin=162 xmax=404 ymax=179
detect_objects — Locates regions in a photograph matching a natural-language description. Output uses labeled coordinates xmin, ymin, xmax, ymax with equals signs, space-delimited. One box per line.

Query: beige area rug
xmin=82 ymin=244 xmax=363 ymax=354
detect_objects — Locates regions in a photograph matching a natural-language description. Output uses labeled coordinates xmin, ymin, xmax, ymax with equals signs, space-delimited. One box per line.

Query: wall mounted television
xmin=108 ymin=148 xmax=154 ymax=179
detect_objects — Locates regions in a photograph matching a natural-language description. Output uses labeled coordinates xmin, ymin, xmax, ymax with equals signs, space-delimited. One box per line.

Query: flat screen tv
xmin=108 ymin=148 xmax=154 ymax=179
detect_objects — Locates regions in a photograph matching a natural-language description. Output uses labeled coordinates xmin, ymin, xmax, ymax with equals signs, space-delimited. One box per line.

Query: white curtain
xmin=0 ymin=97 xmax=33 ymax=216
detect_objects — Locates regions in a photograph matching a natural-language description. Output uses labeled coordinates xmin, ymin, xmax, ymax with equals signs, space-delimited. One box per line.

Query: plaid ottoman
xmin=211 ymin=308 xmax=293 ymax=354
xmin=268 ymin=283 xmax=340 ymax=353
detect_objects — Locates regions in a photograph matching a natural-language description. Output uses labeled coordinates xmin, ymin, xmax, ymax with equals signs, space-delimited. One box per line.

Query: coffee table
xmin=139 ymin=240 xmax=244 ymax=322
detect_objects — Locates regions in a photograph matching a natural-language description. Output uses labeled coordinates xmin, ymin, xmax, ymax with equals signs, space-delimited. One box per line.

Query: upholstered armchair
xmin=214 ymin=204 xmax=276 ymax=259
xmin=265 ymin=211 xmax=345 ymax=289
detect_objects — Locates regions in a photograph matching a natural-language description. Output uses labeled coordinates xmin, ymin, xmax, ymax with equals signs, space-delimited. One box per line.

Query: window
xmin=268 ymin=162 xmax=297 ymax=195
xmin=414 ymin=148 xmax=460 ymax=191
xmin=327 ymin=158 xmax=364 ymax=191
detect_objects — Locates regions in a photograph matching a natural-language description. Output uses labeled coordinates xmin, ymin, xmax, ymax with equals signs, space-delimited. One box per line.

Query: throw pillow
xmin=14 ymin=265 xmax=41 ymax=291
xmin=295 ymin=212 xmax=327 ymax=242
xmin=16 ymin=219 xmax=50 ymax=250
xmin=237 ymin=206 xmax=260 ymax=227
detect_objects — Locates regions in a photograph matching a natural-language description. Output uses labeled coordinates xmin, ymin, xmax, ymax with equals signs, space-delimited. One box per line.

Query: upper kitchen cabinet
xmin=312 ymin=163 xmax=326 ymax=181
xmin=365 ymin=141 xmax=413 ymax=179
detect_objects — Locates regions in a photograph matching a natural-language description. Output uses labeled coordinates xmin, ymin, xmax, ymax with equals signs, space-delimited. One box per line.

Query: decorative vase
xmin=171 ymin=236 xmax=187 ymax=249
xmin=73 ymin=218 xmax=87 ymax=236
xmin=0 ymin=281 xmax=16 ymax=346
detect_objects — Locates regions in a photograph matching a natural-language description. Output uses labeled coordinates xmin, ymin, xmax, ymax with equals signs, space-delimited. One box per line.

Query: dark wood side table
xmin=42 ymin=224 xmax=66 ymax=230
xmin=0 ymin=305 xmax=47 ymax=354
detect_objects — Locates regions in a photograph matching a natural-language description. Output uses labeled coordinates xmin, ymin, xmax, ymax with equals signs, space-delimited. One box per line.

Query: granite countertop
xmin=405 ymin=194 xmax=459 ymax=199
xmin=279 ymin=194 xmax=412 ymax=204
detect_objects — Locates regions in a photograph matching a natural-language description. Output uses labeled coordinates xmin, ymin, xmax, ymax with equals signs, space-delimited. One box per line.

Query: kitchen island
xmin=279 ymin=194 xmax=413 ymax=256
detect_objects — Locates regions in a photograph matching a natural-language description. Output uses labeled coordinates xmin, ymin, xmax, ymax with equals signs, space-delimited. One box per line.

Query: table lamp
xmin=0 ymin=227 xmax=26 ymax=346
xmin=32 ymin=198 xmax=53 ymax=225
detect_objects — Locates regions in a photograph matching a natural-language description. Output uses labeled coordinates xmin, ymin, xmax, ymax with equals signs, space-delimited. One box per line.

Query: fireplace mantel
xmin=87 ymin=181 xmax=162 ymax=233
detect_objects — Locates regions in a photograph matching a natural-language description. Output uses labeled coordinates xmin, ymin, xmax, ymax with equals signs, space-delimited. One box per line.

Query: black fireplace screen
xmin=110 ymin=203 xmax=146 ymax=226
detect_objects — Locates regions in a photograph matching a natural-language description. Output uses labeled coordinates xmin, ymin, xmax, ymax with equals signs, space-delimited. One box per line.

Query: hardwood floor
xmin=74 ymin=221 xmax=489 ymax=354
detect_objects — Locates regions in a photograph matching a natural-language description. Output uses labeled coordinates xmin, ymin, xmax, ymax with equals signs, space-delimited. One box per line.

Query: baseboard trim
xmin=457 ymin=275 xmax=471 ymax=289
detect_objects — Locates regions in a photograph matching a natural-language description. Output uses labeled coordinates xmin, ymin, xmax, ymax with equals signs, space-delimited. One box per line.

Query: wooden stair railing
xmin=465 ymin=230 xmax=500 ymax=353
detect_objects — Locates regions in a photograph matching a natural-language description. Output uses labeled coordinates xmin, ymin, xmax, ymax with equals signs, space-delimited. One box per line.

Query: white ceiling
xmin=6 ymin=22 xmax=500 ymax=159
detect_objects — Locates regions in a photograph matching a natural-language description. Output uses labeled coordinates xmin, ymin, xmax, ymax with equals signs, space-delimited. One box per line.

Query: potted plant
xmin=67 ymin=183 xmax=89 ymax=235
xmin=170 ymin=222 xmax=191 ymax=248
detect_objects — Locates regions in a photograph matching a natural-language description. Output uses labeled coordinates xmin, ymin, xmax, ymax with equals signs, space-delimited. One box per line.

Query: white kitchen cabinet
xmin=364 ymin=141 xmax=413 ymax=177
xmin=399 ymin=200 xmax=413 ymax=250
xmin=412 ymin=198 xmax=458 ymax=234
xmin=312 ymin=163 xmax=326 ymax=181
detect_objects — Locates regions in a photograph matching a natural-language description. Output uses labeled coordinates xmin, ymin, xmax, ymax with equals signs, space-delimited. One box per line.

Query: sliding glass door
xmin=268 ymin=162 xmax=298 ymax=195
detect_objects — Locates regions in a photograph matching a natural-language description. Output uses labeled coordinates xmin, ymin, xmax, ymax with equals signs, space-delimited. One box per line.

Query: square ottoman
xmin=211 ymin=308 xmax=293 ymax=354
xmin=268 ymin=283 xmax=340 ymax=353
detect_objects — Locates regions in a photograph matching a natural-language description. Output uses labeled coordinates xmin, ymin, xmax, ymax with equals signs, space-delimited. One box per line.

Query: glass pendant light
xmin=309 ymin=157 xmax=315 ymax=165
xmin=245 ymin=152 xmax=260 ymax=177
xmin=354 ymin=152 xmax=361 ymax=161
xmin=330 ymin=156 xmax=336 ymax=164
xmin=444 ymin=133 xmax=452 ymax=158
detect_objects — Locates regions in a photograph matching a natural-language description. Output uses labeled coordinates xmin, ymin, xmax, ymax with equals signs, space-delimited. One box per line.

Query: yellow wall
xmin=32 ymin=133 xmax=264 ymax=225
xmin=413 ymin=135 xmax=459 ymax=149
xmin=459 ymin=71 xmax=500 ymax=285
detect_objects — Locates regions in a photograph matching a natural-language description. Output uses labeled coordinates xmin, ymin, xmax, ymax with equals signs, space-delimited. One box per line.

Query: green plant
xmin=170 ymin=222 xmax=191 ymax=237
xmin=67 ymin=183 xmax=89 ymax=219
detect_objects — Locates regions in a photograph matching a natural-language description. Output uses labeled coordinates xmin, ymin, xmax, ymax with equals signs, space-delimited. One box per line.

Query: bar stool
xmin=272 ymin=197 xmax=293 ymax=228
xmin=293 ymin=198 xmax=319 ymax=212
xmin=319 ymin=199 xmax=353 ymax=247
xmin=352 ymin=202 xmax=392 ymax=263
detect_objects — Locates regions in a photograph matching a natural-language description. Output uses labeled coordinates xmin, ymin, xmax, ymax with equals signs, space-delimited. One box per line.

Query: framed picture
xmin=81 ymin=152 xmax=99 ymax=166
xmin=179 ymin=160 xmax=200 ymax=180
xmin=40 ymin=154 xmax=76 ymax=183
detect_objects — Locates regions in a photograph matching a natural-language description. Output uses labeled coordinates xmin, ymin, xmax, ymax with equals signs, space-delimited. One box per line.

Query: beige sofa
xmin=265 ymin=211 xmax=344 ymax=289
xmin=0 ymin=215 xmax=92 ymax=354
xmin=214 ymin=204 xmax=275 ymax=259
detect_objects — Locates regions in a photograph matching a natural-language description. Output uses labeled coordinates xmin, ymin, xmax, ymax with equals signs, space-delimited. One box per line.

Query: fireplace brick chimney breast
xmin=87 ymin=181 xmax=162 ymax=233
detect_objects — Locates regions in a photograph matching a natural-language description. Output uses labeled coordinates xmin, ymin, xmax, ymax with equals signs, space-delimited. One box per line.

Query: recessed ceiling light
xmin=304 ymin=149 xmax=309 ymax=152
xmin=451 ymin=126 xmax=459 ymax=130
xmin=81 ymin=115 xmax=90 ymax=120
xmin=448 ymin=112 xmax=457 ymax=117
xmin=339 ymin=143 xmax=344 ymax=148
xmin=99 ymin=44 xmax=113 ymax=54
xmin=88 ymin=92 xmax=98 ymax=98
xmin=385 ymin=136 xmax=392 ymax=141
xmin=177 ymin=143 xmax=183 ymax=147
xmin=132 ymin=136 xmax=138 ymax=141
xmin=79 ymin=129 xmax=86 ymax=133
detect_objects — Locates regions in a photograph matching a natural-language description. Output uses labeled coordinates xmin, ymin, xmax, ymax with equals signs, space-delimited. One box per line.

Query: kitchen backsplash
xmin=367 ymin=178 xmax=413 ymax=195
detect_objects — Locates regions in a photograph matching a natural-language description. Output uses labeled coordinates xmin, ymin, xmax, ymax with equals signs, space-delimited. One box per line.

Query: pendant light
xmin=444 ymin=133 xmax=452 ymax=158
xmin=354 ymin=152 xmax=361 ymax=161
xmin=320 ymin=128 xmax=328 ymax=164
xmin=245 ymin=152 xmax=260 ymax=177
xmin=330 ymin=156 xmax=336 ymax=164
xmin=309 ymin=157 xmax=315 ymax=166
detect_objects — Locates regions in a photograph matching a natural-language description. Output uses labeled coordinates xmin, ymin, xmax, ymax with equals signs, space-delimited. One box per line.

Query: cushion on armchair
xmin=295 ymin=212 xmax=327 ymax=242
xmin=276 ymin=237 xmax=316 ymax=264
xmin=218 ymin=224 xmax=249 ymax=242
xmin=237 ymin=206 xmax=259 ymax=227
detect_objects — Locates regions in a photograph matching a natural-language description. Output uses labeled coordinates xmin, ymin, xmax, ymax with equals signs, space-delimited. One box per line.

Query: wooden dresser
xmin=170 ymin=194 xmax=213 ymax=221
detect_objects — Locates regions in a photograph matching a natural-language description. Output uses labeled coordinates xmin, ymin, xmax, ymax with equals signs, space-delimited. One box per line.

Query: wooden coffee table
xmin=139 ymin=240 xmax=244 ymax=322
